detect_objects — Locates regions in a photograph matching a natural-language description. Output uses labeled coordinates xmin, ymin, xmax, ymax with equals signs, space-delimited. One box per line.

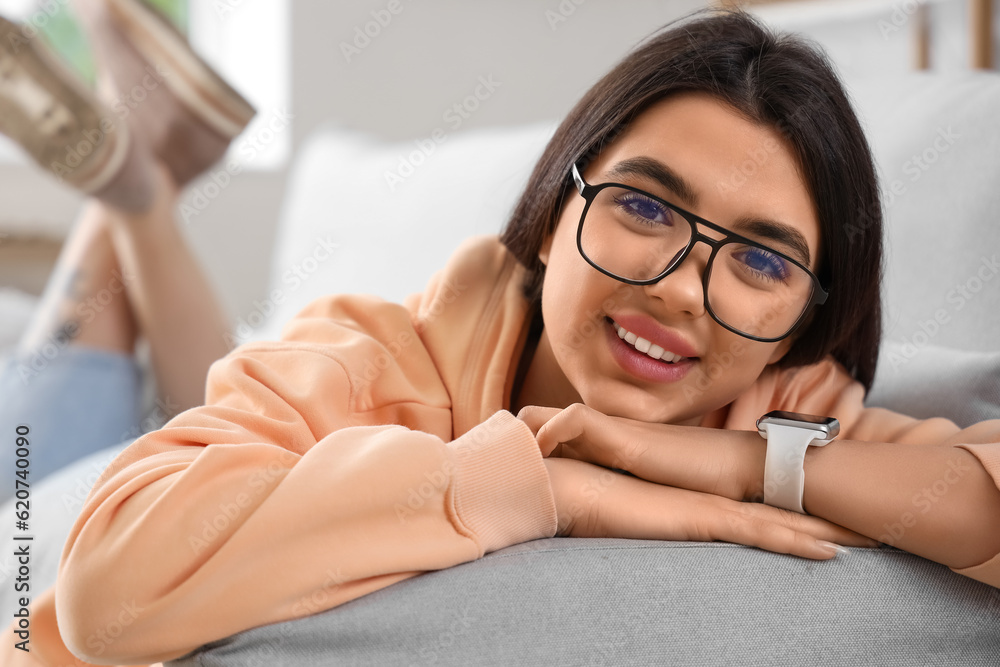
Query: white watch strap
xmin=761 ymin=423 xmax=832 ymax=513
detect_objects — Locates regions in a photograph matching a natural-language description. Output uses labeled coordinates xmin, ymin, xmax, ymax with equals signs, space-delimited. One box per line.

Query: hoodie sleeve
xmin=43 ymin=293 xmax=556 ymax=665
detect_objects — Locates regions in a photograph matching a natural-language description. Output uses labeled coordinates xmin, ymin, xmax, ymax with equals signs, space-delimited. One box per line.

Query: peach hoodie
xmin=4 ymin=236 xmax=999 ymax=666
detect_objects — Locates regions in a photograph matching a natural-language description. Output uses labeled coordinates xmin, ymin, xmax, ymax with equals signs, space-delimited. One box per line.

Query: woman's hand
xmin=542 ymin=456 xmax=875 ymax=559
xmin=521 ymin=404 xmax=878 ymax=556
xmin=518 ymin=403 xmax=763 ymax=501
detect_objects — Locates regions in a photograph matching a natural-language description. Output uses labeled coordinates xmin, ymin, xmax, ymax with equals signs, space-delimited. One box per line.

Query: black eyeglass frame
xmin=570 ymin=162 xmax=830 ymax=343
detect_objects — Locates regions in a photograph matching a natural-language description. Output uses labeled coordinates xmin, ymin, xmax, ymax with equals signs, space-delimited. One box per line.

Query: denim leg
xmin=0 ymin=346 xmax=142 ymax=503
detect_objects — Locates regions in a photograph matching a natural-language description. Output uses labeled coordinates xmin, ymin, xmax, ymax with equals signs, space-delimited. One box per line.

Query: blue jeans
xmin=0 ymin=346 xmax=142 ymax=504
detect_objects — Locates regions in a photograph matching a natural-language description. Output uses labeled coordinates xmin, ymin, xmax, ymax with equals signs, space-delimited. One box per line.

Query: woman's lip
xmin=605 ymin=319 xmax=696 ymax=384
xmin=608 ymin=313 xmax=700 ymax=359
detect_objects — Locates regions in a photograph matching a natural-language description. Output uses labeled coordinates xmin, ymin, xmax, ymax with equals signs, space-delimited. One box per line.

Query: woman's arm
xmin=540 ymin=453 xmax=875 ymax=559
xmin=802 ymin=428 xmax=1000 ymax=569
xmin=52 ymin=296 xmax=558 ymax=664
xmin=520 ymin=403 xmax=1000 ymax=579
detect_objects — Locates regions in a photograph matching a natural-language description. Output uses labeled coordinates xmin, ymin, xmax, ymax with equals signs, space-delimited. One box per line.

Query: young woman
xmin=1 ymin=5 xmax=998 ymax=666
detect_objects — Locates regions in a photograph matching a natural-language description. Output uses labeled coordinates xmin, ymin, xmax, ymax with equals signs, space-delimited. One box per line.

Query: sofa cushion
xmin=845 ymin=74 xmax=1000 ymax=353
xmin=168 ymin=538 xmax=1000 ymax=666
xmin=866 ymin=343 xmax=1000 ymax=427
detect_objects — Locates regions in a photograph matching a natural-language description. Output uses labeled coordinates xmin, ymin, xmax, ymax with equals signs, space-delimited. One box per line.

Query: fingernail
xmin=817 ymin=541 xmax=850 ymax=557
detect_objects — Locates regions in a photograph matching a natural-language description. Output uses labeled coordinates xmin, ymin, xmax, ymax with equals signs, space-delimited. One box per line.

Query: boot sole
xmin=0 ymin=16 xmax=129 ymax=194
xmin=105 ymin=0 xmax=258 ymax=139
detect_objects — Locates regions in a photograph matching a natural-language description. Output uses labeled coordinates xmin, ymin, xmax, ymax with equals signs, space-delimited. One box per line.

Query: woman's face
xmin=535 ymin=91 xmax=822 ymax=425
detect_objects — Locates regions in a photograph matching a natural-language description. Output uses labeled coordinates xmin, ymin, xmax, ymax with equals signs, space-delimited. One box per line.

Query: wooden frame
xmin=971 ymin=0 xmax=993 ymax=68
xmin=717 ymin=0 xmax=995 ymax=70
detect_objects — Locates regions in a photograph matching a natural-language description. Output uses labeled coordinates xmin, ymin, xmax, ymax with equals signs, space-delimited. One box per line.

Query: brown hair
xmin=500 ymin=9 xmax=883 ymax=390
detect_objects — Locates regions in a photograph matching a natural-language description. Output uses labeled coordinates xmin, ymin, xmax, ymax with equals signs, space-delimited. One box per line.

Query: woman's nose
xmin=642 ymin=243 xmax=709 ymax=318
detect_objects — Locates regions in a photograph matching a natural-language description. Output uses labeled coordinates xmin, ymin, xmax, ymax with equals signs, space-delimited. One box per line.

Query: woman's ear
xmin=539 ymin=234 xmax=554 ymax=266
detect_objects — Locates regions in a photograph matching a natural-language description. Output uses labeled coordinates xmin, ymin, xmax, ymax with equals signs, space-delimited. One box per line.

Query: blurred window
xmin=37 ymin=0 xmax=188 ymax=84
xmin=0 ymin=0 xmax=289 ymax=170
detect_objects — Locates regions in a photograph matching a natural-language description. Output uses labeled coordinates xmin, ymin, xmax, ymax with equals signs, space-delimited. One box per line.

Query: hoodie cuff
xmin=448 ymin=410 xmax=558 ymax=554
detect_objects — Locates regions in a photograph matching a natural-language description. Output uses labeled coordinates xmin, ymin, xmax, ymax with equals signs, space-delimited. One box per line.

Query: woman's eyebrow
xmin=734 ymin=217 xmax=812 ymax=266
xmin=607 ymin=156 xmax=813 ymax=266
xmin=606 ymin=156 xmax=699 ymax=206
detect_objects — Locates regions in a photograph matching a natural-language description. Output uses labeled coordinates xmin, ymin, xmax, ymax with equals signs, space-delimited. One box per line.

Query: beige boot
xmin=71 ymin=0 xmax=257 ymax=186
xmin=0 ymin=15 xmax=154 ymax=212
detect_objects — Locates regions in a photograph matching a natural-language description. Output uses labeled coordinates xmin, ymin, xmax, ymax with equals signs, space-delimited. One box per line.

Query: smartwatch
xmin=756 ymin=410 xmax=840 ymax=514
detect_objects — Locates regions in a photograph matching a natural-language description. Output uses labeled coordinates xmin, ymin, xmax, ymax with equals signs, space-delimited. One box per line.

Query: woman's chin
xmin=577 ymin=381 xmax=704 ymax=425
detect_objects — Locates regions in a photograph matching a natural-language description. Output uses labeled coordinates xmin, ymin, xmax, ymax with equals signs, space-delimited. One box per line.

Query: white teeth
xmin=612 ymin=321 xmax=688 ymax=363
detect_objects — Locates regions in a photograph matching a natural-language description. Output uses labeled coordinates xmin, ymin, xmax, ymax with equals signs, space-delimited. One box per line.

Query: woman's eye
xmin=616 ymin=193 xmax=671 ymax=225
xmin=738 ymin=247 xmax=789 ymax=281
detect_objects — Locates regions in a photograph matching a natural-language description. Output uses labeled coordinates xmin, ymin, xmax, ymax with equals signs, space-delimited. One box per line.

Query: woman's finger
xmin=535 ymin=403 xmax=648 ymax=466
xmin=702 ymin=496 xmax=883 ymax=557
xmin=705 ymin=499 xmax=853 ymax=560
xmin=515 ymin=405 xmax=562 ymax=438
xmin=534 ymin=404 xmax=592 ymax=458
xmin=756 ymin=504 xmax=879 ymax=548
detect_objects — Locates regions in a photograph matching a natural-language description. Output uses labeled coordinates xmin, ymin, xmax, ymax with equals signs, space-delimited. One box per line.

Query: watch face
xmin=756 ymin=411 xmax=841 ymax=438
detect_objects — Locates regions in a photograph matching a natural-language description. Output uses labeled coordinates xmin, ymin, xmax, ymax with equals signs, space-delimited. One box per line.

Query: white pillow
xmin=241 ymin=122 xmax=555 ymax=344
xmin=845 ymin=73 xmax=1000 ymax=354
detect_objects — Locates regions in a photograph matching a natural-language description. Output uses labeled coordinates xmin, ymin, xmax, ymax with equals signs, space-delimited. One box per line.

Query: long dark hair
xmin=500 ymin=9 xmax=883 ymax=390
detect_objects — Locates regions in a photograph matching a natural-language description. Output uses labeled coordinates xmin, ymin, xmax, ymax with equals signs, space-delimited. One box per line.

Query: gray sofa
xmin=1 ymin=72 xmax=998 ymax=666
xmin=172 ymin=539 xmax=1000 ymax=666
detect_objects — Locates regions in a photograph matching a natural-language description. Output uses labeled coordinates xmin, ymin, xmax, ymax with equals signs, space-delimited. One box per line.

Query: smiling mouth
xmin=609 ymin=318 xmax=695 ymax=364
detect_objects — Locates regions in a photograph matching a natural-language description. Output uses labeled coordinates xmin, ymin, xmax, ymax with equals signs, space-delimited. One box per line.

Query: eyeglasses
xmin=570 ymin=162 xmax=829 ymax=343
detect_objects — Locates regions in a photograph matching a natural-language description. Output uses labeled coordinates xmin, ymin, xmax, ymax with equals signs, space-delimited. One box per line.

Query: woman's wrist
xmin=727 ymin=427 xmax=767 ymax=502
xmin=655 ymin=424 xmax=766 ymax=501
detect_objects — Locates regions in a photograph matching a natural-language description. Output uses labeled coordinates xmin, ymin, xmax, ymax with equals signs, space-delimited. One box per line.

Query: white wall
xmin=289 ymin=0 xmax=709 ymax=144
